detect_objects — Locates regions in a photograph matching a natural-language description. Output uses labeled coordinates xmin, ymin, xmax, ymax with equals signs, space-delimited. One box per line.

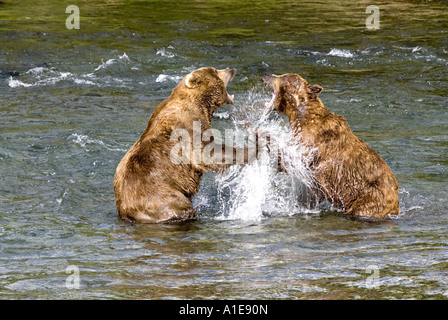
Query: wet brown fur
xmin=114 ymin=67 xmax=251 ymax=223
xmin=262 ymin=73 xmax=400 ymax=219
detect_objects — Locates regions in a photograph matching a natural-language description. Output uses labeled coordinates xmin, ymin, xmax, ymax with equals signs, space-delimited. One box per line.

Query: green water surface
xmin=1 ymin=0 xmax=448 ymax=299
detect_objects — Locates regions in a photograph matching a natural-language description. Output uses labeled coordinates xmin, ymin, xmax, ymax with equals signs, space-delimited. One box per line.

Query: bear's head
xmin=180 ymin=67 xmax=236 ymax=110
xmin=261 ymin=73 xmax=322 ymax=115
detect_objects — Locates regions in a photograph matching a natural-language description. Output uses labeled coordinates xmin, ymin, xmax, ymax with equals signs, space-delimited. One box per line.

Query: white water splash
xmin=213 ymin=92 xmax=319 ymax=221
xmin=155 ymin=74 xmax=183 ymax=83
xmin=94 ymin=59 xmax=117 ymax=71
xmin=328 ymin=48 xmax=354 ymax=58
xmin=7 ymin=68 xmax=73 ymax=88
xmin=216 ymin=153 xmax=272 ymax=221
xmin=7 ymin=77 xmax=33 ymax=88
xmin=213 ymin=111 xmax=230 ymax=119
xmin=94 ymin=52 xmax=130 ymax=71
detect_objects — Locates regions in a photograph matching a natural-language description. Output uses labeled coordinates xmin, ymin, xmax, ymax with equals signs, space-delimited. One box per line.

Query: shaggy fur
xmin=262 ymin=73 xmax=400 ymax=219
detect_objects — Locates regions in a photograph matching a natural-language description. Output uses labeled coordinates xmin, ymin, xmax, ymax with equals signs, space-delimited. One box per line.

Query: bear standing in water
xmin=262 ymin=73 xmax=400 ymax=219
xmin=114 ymin=67 xmax=255 ymax=223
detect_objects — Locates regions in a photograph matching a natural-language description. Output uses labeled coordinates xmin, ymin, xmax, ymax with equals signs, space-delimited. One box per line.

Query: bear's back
xmin=301 ymin=104 xmax=400 ymax=218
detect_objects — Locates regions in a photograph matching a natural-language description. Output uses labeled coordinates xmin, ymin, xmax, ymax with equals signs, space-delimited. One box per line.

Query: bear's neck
xmin=199 ymin=96 xmax=218 ymax=125
xmin=175 ymin=89 xmax=217 ymax=125
xmin=287 ymin=97 xmax=329 ymax=132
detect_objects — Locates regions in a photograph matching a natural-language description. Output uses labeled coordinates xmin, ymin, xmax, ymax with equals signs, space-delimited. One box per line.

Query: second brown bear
xmin=262 ymin=73 xmax=400 ymax=219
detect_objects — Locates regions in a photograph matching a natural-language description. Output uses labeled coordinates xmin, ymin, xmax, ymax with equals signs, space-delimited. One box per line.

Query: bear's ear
xmin=308 ymin=84 xmax=323 ymax=95
xmin=184 ymin=72 xmax=201 ymax=89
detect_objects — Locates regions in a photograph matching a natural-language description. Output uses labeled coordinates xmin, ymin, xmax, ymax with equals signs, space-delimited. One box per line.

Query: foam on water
xmin=69 ymin=133 xmax=127 ymax=152
xmin=156 ymin=46 xmax=176 ymax=58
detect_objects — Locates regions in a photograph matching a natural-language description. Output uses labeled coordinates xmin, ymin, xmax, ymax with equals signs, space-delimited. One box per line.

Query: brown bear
xmin=262 ymin=73 xmax=400 ymax=219
xmin=114 ymin=67 xmax=256 ymax=223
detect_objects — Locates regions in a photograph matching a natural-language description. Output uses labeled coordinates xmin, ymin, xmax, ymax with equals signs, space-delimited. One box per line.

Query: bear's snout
xmin=262 ymin=74 xmax=276 ymax=93
xmin=216 ymin=67 xmax=236 ymax=105
xmin=262 ymin=73 xmax=272 ymax=82
xmin=217 ymin=67 xmax=236 ymax=87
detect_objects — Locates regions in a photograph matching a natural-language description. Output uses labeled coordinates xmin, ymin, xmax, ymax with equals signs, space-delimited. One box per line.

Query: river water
xmin=1 ymin=0 xmax=447 ymax=299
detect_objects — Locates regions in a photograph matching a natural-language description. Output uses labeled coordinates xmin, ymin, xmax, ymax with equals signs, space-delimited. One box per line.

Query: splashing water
xmin=214 ymin=90 xmax=319 ymax=221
